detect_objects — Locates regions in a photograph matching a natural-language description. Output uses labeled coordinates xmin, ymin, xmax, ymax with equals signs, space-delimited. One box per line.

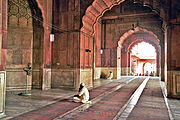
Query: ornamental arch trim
xmin=81 ymin=0 xmax=164 ymax=36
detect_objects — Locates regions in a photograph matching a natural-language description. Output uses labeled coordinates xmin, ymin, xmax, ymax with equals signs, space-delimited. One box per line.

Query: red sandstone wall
xmin=100 ymin=22 xmax=118 ymax=67
xmin=80 ymin=33 xmax=93 ymax=68
xmin=52 ymin=0 xmax=80 ymax=69
xmin=166 ymin=0 xmax=180 ymax=98
xmin=95 ymin=21 xmax=102 ymax=67
xmin=168 ymin=18 xmax=180 ymax=70
xmin=0 ymin=0 xmax=7 ymax=71
xmin=166 ymin=17 xmax=180 ymax=97
xmin=51 ymin=0 xmax=81 ymax=88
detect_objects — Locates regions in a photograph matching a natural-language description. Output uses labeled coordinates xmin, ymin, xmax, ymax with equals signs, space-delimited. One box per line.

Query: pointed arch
xmin=117 ymin=27 xmax=161 ymax=76
xmin=118 ymin=27 xmax=160 ymax=49
xmin=81 ymin=0 xmax=164 ymax=36
xmin=35 ymin=0 xmax=46 ymax=28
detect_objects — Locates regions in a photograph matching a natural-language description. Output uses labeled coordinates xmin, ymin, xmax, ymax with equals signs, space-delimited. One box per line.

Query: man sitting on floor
xmin=73 ymin=83 xmax=91 ymax=104
xmin=107 ymin=71 xmax=113 ymax=79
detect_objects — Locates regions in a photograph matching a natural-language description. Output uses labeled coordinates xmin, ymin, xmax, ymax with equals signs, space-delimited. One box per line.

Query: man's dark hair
xmin=78 ymin=83 xmax=84 ymax=92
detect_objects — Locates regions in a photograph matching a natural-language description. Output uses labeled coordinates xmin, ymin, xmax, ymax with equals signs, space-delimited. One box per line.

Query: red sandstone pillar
xmin=117 ymin=46 xmax=121 ymax=78
xmin=127 ymin=52 xmax=131 ymax=75
xmin=166 ymin=18 xmax=180 ymax=98
xmin=156 ymin=50 xmax=160 ymax=77
xmin=41 ymin=0 xmax=52 ymax=90
xmin=79 ymin=32 xmax=94 ymax=88
xmin=121 ymin=49 xmax=129 ymax=76
xmin=0 ymin=0 xmax=7 ymax=71
xmin=0 ymin=0 xmax=7 ymax=116
xmin=42 ymin=27 xmax=52 ymax=90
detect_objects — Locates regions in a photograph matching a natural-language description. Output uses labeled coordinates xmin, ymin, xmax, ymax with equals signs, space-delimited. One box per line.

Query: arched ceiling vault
xmin=81 ymin=0 xmax=167 ymax=36
xmin=128 ymin=39 xmax=159 ymax=54
xmin=119 ymin=27 xmax=161 ymax=55
xmin=118 ymin=27 xmax=160 ymax=48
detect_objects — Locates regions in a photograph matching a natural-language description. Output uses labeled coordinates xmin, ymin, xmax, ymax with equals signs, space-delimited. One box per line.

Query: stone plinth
xmin=42 ymin=68 xmax=51 ymax=90
xmin=98 ymin=67 xmax=117 ymax=79
xmin=0 ymin=71 xmax=6 ymax=117
xmin=167 ymin=70 xmax=180 ymax=98
xmin=121 ymin=67 xmax=130 ymax=76
xmin=80 ymin=69 xmax=93 ymax=89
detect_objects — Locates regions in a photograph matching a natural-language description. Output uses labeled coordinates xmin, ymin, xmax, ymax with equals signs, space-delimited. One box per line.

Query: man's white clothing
xmin=73 ymin=86 xmax=90 ymax=103
xmin=107 ymin=72 xmax=113 ymax=79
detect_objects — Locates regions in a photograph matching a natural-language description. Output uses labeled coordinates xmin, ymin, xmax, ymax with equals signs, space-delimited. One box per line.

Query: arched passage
xmin=79 ymin=0 xmax=165 ymax=87
xmin=130 ymin=42 xmax=157 ymax=76
xmin=118 ymin=27 xmax=161 ymax=77
xmin=5 ymin=0 xmax=46 ymax=90
xmin=143 ymin=62 xmax=156 ymax=76
xmin=28 ymin=0 xmax=45 ymax=89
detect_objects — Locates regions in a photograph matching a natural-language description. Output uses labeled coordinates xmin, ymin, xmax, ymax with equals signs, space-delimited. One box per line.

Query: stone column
xmin=127 ymin=52 xmax=131 ymax=75
xmin=0 ymin=0 xmax=7 ymax=117
xmin=161 ymin=29 xmax=166 ymax=81
xmin=42 ymin=0 xmax=52 ymax=90
xmin=42 ymin=28 xmax=52 ymax=90
xmin=79 ymin=32 xmax=94 ymax=88
xmin=0 ymin=71 xmax=6 ymax=117
xmin=166 ymin=18 xmax=180 ymax=98
xmin=157 ymin=52 xmax=160 ymax=76
xmin=121 ymin=48 xmax=130 ymax=76
xmin=121 ymin=48 xmax=129 ymax=76
xmin=117 ymin=46 xmax=121 ymax=79
xmin=0 ymin=0 xmax=7 ymax=71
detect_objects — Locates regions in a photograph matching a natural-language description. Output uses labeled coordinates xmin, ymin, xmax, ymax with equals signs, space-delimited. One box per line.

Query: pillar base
xmin=0 ymin=71 xmax=6 ymax=116
xmin=121 ymin=67 xmax=130 ymax=76
xmin=167 ymin=70 xmax=180 ymax=98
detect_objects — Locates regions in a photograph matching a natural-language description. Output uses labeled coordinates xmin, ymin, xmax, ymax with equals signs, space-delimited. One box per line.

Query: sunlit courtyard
xmin=130 ymin=42 xmax=156 ymax=76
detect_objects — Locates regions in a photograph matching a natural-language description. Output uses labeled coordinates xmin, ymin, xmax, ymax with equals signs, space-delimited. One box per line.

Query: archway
xmin=28 ymin=0 xmax=45 ymax=89
xmin=79 ymin=0 xmax=165 ymax=87
xmin=130 ymin=42 xmax=157 ymax=76
xmin=6 ymin=0 xmax=45 ymax=90
xmin=118 ymin=27 xmax=161 ymax=77
xmin=143 ymin=62 xmax=156 ymax=76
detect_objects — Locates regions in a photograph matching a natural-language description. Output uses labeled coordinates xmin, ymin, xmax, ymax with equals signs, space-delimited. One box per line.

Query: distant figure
xmin=150 ymin=71 xmax=153 ymax=76
xmin=153 ymin=71 xmax=156 ymax=77
xmin=145 ymin=71 xmax=149 ymax=76
xmin=73 ymin=83 xmax=91 ymax=104
xmin=107 ymin=71 xmax=113 ymax=79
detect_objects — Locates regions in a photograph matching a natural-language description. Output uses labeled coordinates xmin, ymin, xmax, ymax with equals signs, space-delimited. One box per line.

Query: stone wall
xmin=51 ymin=0 xmax=81 ymax=89
xmin=94 ymin=67 xmax=101 ymax=79
xmin=0 ymin=0 xmax=6 ymax=116
xmin=94 ymin=67 xmax=117 ymax=79
xmin=51 ymin=69 xmax=77 ymax=89
xmin=79 ymin=32 xmax=93 ymax=88
xmin=101 ymin=67 xmax=117 ymax=79
xmin=80 ymin=69 xmax=93 ymax=89
xmin=167 ymin=16 xmax=180 ymax=98
xmin=167 ymin=71 xmax=180 ymax=98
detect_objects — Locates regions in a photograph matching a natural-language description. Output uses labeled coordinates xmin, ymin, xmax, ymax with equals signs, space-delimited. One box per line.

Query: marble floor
xmin=1 ymin=76 xmax=180 ymax=120
xmin=2 ymin=77 xmax=118 ymax=119
xmin=4 ymin=89 xmax=76 ymax=119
